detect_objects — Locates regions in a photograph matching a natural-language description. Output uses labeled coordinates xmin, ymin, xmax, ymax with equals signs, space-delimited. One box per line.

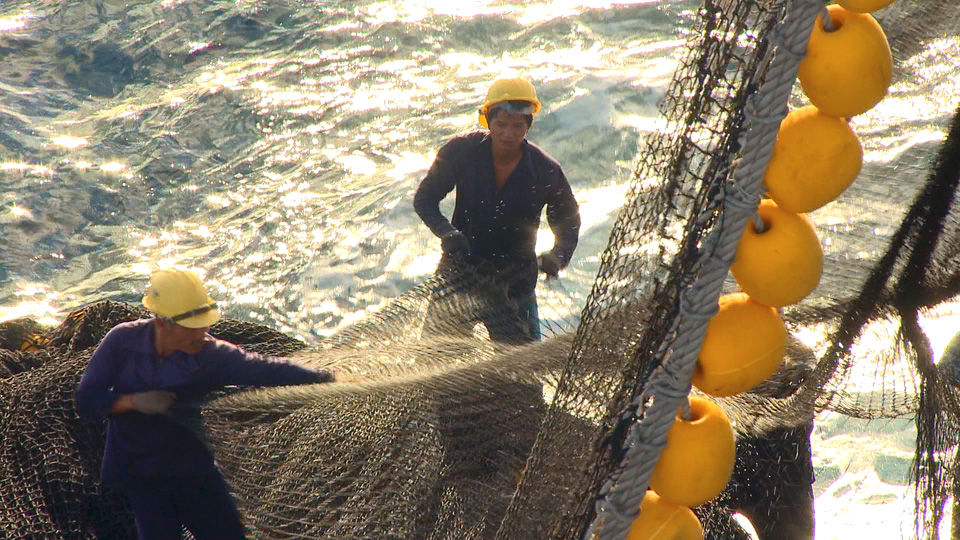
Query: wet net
xmin=3 ymin=0 xmax=960 ymax=539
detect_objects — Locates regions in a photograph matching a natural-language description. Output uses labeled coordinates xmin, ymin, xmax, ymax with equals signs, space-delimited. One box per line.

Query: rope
xmin=582 ymin=0 xmax=825 ymax=538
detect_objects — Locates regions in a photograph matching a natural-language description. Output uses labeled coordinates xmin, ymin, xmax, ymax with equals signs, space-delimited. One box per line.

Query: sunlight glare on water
xmin=2 ymin=0 xmax=960 ymax=537
xmin=0 ymin=13 xmax=29 ymax=32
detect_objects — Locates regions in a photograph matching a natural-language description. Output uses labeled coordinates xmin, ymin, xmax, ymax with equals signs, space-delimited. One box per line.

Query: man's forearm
xmin=552 ymin=222 xmax=581 ymax=267
xmin=413 ymin=190 xmax=456 ymax=237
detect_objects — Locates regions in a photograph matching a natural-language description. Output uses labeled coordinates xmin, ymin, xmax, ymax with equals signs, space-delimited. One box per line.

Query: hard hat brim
xmin=478 ymin=98 xmax=541 ymax=128
xmin=175 ymin=307 xmax=220 ymax=329
xmin=142 ymin=295 xmax=220 ymax=328
xmin=142 ymin=294 xmax=159 ymax=315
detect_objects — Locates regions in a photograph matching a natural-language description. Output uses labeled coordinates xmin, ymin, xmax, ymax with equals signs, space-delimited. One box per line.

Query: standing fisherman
xmin=414 ymin=76 xmax=581 ymax=344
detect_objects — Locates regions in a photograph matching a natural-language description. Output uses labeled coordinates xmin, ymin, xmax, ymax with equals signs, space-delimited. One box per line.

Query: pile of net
xmin=0 ymin=266 xmax=583 ymax=539
xmin=3 ymin=0 xmax=960 ymax=539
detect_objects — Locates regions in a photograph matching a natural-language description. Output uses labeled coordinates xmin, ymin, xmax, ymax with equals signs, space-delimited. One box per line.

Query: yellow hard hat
xmin=142 ymin=268 xmax=220 ymax=328
xmin=478 ymin=77 xmax=542 ymax=128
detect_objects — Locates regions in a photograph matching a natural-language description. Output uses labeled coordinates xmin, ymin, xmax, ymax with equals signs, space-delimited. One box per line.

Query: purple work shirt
xmin=75 ymin=319 xmax=330 ymax=486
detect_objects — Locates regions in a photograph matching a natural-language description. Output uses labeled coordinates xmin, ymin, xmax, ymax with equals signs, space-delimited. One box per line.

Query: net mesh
xmin=3 ymin=0 xmax=960 ymax=539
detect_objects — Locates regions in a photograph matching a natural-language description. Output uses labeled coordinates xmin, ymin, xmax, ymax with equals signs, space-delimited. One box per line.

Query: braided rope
xmin=583 ymin=0 xmax=826 ymax=538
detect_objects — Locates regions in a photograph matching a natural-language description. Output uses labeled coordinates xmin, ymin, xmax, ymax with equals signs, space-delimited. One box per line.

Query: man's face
xmin=488 ymin=110 xmax=529 ymax=153
xmin=158 ymin=319 xmax=210 ymax=355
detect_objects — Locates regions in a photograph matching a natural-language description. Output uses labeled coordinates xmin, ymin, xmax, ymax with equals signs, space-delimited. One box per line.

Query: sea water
xmin=1 ymin=1 xmax=958 ymax=538
xmin=0 ymin=0 xmax=678 ymax=337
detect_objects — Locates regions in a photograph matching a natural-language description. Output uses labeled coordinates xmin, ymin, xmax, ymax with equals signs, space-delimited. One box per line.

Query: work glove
xmin=131 ymin=390 xmax=177 ymax=415
xmin=538 ymin=251 xmax=562 ymax=278
xmin=440 ymin=230 xmax=470 ymax=257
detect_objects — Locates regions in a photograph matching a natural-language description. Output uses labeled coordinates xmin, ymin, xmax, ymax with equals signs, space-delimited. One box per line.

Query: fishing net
xmin=2 ymin=0 xmax=960 ymax=539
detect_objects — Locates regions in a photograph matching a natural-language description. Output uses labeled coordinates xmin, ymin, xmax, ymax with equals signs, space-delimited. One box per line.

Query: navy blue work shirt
xmin=413 ymin=131 xmax=581 ymax=297
xmin=75 ymin=319 xmax=330 ymax=486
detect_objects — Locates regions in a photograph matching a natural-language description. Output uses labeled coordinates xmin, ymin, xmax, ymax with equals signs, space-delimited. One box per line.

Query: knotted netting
xmin=3 ymin=0 xmax=960 ymax=539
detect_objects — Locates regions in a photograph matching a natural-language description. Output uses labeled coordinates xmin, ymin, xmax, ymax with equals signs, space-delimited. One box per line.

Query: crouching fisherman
xmin=75 ymin=267 xmax=333 ymax=540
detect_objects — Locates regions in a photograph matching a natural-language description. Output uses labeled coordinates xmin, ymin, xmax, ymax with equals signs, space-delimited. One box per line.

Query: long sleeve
xmin=414 ymin=140 xmax=460 ymax=238
xmin=204 ymin=339 xmax=332 ymax=388
xmin=75 ymin=329 xmax=122 ymax=421
xmin=545 ymin=169 xmax=581 ymax=268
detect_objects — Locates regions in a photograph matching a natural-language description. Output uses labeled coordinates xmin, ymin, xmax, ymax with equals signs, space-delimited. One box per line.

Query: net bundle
xmin=2 ymin=0 xmax=960 ymax=539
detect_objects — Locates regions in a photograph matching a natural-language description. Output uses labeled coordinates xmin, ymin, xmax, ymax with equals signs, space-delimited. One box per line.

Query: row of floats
xmin=630 ymin=1 xmax=894 ymax=538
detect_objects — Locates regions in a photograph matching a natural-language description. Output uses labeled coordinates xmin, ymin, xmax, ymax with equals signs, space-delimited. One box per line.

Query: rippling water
xmin=4 ymin=1 xmax=960 ymax=537
xmin=0 ymin=0 xmax=690 ymax=339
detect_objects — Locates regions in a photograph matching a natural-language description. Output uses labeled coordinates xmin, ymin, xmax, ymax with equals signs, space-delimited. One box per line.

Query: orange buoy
xmin=836 ymin=0 xmax=895 ymax=13
xmin=764 ymin=105 xmax=862 ymax=213
xmin=731 ymin=199 xmax=823 ymax=307
xmin=627 ymin=491 xmax=704 ymax=540
xmin=797 ymin=5 xmax=892 ymax=118
xmin=693 ymin=293 xmax=786 ymax=397
xmin=648 ymin=396 xmax=736 ymax=509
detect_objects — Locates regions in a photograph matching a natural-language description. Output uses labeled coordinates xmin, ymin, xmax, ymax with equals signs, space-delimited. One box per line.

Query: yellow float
xmin=764 ymin=105 xmax=863 ymax=213
xmin=627 ymin=491 xmax=704 ymax=540
xmin=19 ymin=333 xmax=46 ymax=353
xmin=692 ymin=292 xmax=786 ymax=397
xmin=837 ymin=0 xmax=895 ymax=13
xmin=648 ymin=396 xmax=736 ymax=508
xmin=730 ymin=199 xmax=823 ymax=307
xmin=797 ymin=5 xmax=892 ymax=118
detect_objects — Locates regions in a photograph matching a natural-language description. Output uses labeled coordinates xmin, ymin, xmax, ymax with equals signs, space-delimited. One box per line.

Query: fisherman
xmin=75 ymin=267 xmax=333 ymax=540
xmin=414 ymin=76 xmax=581 ymax=344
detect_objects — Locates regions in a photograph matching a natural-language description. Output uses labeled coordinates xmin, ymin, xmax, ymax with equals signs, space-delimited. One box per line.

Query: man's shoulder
xmin=204 ymin=335 xmax=240 ymax=352
xmin=96 ymin=319 xmax=152 ymax=354
xmin=524 ymin=139 xmax=562 ymax=169
xmin=440 ymin=131 xmax=487 ymax=151
xmin=105 ymin=319 xmax=152 ymax=339
xmin=201 ymin=336 xmax=256 ymax=361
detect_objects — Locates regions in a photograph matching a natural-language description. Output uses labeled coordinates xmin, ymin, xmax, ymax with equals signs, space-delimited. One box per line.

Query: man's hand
xmin=130 ymin=390 xmax=177 ymax=414
xmin=539 ymin=252 xmax=562 ymax=278
xmin=440 ymin=230 xmax=470 ymax=257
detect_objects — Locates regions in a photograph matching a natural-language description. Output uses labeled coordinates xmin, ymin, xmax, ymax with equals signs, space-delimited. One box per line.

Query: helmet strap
xmin=169 ymin=302 xmax=217 ymax=323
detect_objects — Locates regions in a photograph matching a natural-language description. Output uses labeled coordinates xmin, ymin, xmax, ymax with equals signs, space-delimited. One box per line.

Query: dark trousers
xmin=125 ymin=470 xmax=246 ymax=540
xmin=423 ymin=257 xmax=541 ymax=346
xmin=423 ymin=290 xmax=540 ymax=345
